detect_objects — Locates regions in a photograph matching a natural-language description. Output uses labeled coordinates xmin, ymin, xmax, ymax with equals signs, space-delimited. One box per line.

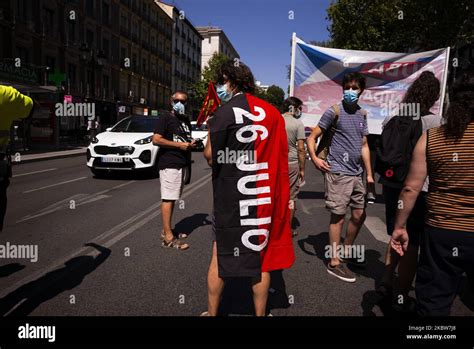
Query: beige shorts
xmin=324 ymin=172 xmax=366 ymax=215
xmin=160 ymin=168 xmax=184 ymax=201
xmin=289 ymin=162 xmax=301 ymax=201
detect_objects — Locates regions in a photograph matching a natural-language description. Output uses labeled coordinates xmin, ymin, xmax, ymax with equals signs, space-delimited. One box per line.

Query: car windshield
xmin=191 ymin=123 xmax=207 ymax=132
xmin=111 ymin=117 xmax=159 ymax=132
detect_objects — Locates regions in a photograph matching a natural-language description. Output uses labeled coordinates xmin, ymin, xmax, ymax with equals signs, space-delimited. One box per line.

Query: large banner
xmin=290 ymin=34 xmax=450 ymax=134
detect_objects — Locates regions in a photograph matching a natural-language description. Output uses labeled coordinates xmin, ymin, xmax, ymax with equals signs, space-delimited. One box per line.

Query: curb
xmin=12 ymin=150 xmax=87 ymax=165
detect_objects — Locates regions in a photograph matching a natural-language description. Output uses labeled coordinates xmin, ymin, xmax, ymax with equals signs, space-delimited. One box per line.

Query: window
xmin=132 ymin=53 xmax=137 ymax=70
xmin=43 ymin=8 xmax=54 ymax=34
xmin=132 ymin=21 xmax=138 ymax=35
xmin=85 ymin=0 xmax=94 ymax=16
xmin=86 ymin=29 xmax=94 ymax=48
xmin=102 ymin=38 xmax=109 ymax=58
xmin=102 ymin=1 xmax=109 ymax=25
xmin=68 ymin=63 xmax=77 ymax=87
xmin=68 ymin=20 xmax=75 ymax=42
xmin=16 ymin=0 xmax=29 ymax=21
xmin=103 ymin=75 xmax=109 ymax=97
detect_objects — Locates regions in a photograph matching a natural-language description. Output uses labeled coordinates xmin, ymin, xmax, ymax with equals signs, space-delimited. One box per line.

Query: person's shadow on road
xmin=0 ymin=243 xmax=110 ymax=316
xmin=0 ymin=263 xmax=25 ymax=278
xmin=299 ymin=232 xmax=389 ymax=316
xmin=298 ymin=232 xmax=385 ymax=283
xmin=174 ymin=213 xmax=212 ymax=237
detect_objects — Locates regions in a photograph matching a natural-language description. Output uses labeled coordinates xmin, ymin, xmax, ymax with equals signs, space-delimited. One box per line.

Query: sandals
xmin=161 ymin=230 xmax=189 ymax=240
xmin=162 ymin=237 xmax=189 ymax=250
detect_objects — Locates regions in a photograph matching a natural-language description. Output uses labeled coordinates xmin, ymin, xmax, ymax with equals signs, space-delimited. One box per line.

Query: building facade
xmin=156 ymin=1 xmax=202 ymax=117
xmin=0 ymin=0 xmax=173 ymax=148
xmin=196 ymin=26 xmax=239 ymax=69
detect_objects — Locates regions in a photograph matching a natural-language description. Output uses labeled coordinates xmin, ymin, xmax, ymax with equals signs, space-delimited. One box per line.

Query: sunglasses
xmin=173 ymin=99 xmax=187 ymax=104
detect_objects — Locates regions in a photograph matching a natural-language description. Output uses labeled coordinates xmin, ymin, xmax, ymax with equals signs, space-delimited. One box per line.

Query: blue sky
xmin=171 ymin=0 xmax=332 ymax=92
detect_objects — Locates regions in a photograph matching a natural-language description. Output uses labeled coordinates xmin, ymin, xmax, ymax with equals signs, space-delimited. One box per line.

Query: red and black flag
xmin=209 ymin=93 xmax=295 ymax=278
xmin=197 ymin=82 xmax=220 ymax=127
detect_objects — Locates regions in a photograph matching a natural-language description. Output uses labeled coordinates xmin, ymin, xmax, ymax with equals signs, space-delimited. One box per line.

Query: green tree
xmin=327 ymin=0 xmax=474 ymax=51
xmin=192 ymin=52 xmax=229 ymax=105
xmin=264 ymin=85 xmax=285 ymax=111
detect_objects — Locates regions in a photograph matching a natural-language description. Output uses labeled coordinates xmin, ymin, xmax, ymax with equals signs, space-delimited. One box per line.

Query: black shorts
xmin=383 ymin=185 xmax=426 ymax=247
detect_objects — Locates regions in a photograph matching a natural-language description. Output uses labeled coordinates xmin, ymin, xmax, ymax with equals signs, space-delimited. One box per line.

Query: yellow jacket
xmin=0 ymin=85 xmax=34 ymax=151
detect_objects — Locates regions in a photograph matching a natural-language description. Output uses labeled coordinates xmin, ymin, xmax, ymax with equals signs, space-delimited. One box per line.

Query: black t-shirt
xmin=154 ymin=112 xmax=192 ymax=170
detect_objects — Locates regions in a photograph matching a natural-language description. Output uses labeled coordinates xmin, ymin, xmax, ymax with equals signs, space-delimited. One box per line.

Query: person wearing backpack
xmin=375 ymin=71 xmax=441 ymax=310
xmin=307 ymin=72 xmax=374 ymax=283
xmin=391 ymin=72 xmax=474 ymax=316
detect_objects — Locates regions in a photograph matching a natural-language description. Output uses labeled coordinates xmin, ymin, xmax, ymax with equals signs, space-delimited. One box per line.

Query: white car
xmin=190 ymin=121 xmax=208 ymax=151
xmin=87 ymin=116 xmax=160 ymax=177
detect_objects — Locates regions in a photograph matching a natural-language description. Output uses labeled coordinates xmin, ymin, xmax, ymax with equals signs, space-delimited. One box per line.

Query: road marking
xmin=299 ymin=199 xmax=311 ymax=215
xmin=23 ymin=177 xmax=87 ymax=194
xmin=0 ymin=174 xmax=212 ymax=302
xmin=17 ymin=181 xmax=136 ymax=223
xmin=364 ymin=216 xmax=390 ymax=243
xmin=13 ymin=168 xmax=57 ymax=178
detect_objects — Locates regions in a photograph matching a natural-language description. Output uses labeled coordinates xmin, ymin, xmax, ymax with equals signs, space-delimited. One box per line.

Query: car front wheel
xmin=91 ymin=168 xmax=107 ymax=178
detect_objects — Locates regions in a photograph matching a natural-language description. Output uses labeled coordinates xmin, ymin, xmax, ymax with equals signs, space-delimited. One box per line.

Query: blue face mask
xmin=172 ymin=101 xmax=185 ymax=115
xmin=343 ymin=89 xmax=360 ymax=104
xmin=216 ymin=83 xmax=234 ymax=103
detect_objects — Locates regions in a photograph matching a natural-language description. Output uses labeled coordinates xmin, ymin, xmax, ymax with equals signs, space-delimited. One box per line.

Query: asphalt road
xmin=0 ymin=154 xmax=472 ymax=316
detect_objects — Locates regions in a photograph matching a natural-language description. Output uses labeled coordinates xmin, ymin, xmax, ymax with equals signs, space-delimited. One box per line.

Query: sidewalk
xmin=11 ymin=146 xmax=87 ymax=164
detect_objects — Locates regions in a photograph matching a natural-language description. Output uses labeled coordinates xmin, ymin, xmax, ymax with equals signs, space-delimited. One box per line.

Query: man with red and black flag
xmin=202 ymin=60 xmax=295 ymax=316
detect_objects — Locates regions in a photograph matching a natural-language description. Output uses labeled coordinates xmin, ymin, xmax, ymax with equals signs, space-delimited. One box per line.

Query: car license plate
xmin=102 ymin=157 xmax=123 ymax=163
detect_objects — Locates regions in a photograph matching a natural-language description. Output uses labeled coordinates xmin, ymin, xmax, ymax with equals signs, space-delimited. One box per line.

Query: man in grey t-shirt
xmin=282 ymin=97 xmax=306 ymax=237
xmin=307 ymin=72 xmax=375 ymax=283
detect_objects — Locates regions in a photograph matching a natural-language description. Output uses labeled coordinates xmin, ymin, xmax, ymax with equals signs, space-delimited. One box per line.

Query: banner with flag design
xmin=290 ymin=35 xmax=450 ymax=134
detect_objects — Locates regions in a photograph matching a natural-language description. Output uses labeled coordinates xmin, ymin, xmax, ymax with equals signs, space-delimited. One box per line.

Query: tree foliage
xmin=327 ymin=0 xmax=474 ymax=51
xmin=192 ymin=52 xmax=229 ymax=105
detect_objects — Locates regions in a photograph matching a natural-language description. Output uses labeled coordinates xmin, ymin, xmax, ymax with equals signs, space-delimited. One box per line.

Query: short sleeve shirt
xmin=283 ymin=114 xmax=306 ymax=163
xmin=154 ymin=112 xmax=192 ymax=170
xmin=318 ymin=103 xmax=369 ymax=175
